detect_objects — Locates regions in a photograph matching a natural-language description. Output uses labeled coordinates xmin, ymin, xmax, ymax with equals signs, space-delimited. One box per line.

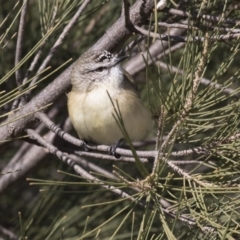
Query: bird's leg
xmin=109 ymin=138 xmax=124 ymax=158
xmin=82 ymin=140 xmax=90 ymax=152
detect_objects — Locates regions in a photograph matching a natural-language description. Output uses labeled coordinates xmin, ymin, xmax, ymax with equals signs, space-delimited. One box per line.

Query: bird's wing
xmin=122 ymin=68 xmax=141 ymax=98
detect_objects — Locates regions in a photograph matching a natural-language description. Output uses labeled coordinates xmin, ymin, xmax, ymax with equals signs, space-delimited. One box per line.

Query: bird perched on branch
xmin=68 ymin=50 xmax=152 ymax=155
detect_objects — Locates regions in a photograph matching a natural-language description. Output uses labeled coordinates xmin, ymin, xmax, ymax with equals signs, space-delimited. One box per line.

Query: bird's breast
xmin=67 ymin=86 xmax=152 ymax=144
xmin=68 ymin=87 xmax=120 ymax=143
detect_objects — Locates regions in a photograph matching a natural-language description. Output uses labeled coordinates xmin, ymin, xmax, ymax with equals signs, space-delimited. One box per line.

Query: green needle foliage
xmin=2 ymin=0 xmax=240 ymax=239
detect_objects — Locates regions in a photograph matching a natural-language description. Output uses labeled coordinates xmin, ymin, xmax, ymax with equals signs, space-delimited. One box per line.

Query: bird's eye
xmin=96 ymin=67 xmax=104 ymax=72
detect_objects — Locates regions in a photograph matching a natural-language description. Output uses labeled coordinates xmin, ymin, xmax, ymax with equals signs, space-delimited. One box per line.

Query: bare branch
xmin=0 ymin=225 xmax=17 ymax=240
xmin=36 ymin=111 xmax=85 ymax=148
xmin=73 ymin=150 xmax=151 ymax=163
xmin=158 ymin=21 xmax=240 ymax=33
xmin=122 ymin=0 xmax=132 ymax=28
xmin=70 ymin=154 xmax=116 ymax=179
xmin=135 ymin=25 xmax=240 ymax=42
xmin=160 ymin=7 xmax=240 ymax=25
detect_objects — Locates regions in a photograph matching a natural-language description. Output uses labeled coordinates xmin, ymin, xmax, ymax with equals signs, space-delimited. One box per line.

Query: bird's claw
xmin=82 ymin=141 xmax=90 ymax=152
xmin=109 ymin=139 xmax=124 ymax=158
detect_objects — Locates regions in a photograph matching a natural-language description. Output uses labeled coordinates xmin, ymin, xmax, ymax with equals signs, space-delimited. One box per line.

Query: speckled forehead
xmin=96 ymin=50 xmax=114 ymax=63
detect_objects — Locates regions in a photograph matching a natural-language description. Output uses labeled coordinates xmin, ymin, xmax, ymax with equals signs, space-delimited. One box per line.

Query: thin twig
xmin=73 ymin=150 xmax=151 ymax=163
xmin=68 ymin=154 xmax=116 ymax=180
xmin=119 ymin=35 xmax=145 ymax=55
xmin=158 ymin=21 xmax=240 ymax=33
xmin=122 ymin=0 xmax=134 ymax=31
xmin=135 ymin=25 xmax=240 ymax=42
xmin=73 ymin=150 xmax=207 ymax=165
xmin=22 ymin=48 xmax=43 ymax=85
xmin=157 ymin=22 xmax=198 ymax=30
xmin=13 ymin=0 xmax=29 ymax=109
xmin=0 ymin=225 xmax=17 ymax=240
xmin=160 ymin=7 xmax=240 ymax=26
xmin=35 ymin=111 xmax=85 ymax=148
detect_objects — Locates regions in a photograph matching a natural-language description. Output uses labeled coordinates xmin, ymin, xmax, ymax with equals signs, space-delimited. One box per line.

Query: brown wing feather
xmin=122 ymin=68 xmax=141 ymax=98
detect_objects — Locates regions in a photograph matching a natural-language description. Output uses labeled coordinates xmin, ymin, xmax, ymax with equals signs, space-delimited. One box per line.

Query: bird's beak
xmin=114 ymin=55 xmax=129 ymax=65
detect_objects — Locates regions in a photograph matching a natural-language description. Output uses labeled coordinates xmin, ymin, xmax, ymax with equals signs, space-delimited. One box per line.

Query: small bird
xmin=68 ymin=50 xmax=152 ymax=152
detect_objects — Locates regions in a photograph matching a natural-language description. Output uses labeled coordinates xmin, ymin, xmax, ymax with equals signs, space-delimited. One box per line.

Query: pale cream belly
xmin=68 ymin=88 xmax=152 ymax=145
